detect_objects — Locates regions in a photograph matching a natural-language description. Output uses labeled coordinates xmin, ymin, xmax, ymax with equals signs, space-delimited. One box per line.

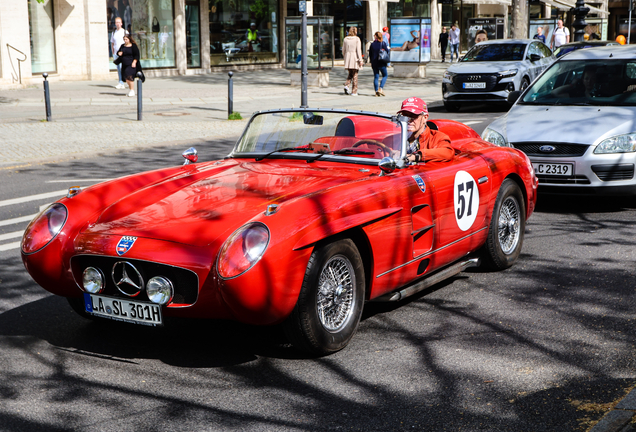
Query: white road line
xmin=463 ymin=120 xmax=485 ymax=126
xmin=0 ymin=230 xmax=23 ymax=242
xmin=0 ymin=189 xmax=67 ymax=208
xmin=0 ymin=214 xmax=36 ymax=227
xmin=46 ymin=179 xmax=112 ymax=183
xmin=0 ymin=242 xmax=20 ymax=252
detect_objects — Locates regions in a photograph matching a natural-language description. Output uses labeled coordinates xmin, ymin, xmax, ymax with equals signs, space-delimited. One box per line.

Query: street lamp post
xmin=571 ymin=0 xmax=590 ymax=42
xmin=300 ymin=0 xmax=308 ymax=108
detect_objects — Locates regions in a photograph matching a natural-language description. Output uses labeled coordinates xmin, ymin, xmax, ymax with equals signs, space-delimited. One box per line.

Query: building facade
xmin=0 ymin=0 xmax=615 ymax=88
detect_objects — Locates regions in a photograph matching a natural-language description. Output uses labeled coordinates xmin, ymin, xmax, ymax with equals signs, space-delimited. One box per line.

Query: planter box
xmin=392 ymin=63 xmax=427 ymax=78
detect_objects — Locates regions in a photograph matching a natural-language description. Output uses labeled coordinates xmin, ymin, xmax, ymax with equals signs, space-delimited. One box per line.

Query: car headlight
xmin=83 ymin=267 xmax=105 ymax=294
xmin=443 ymin=71 xmax=455 ymax=81
xmin=21 ymin=203 xmax=68 ymax=255
xmin=482 ymin=128 xmax=508 ymax=147
xmin=146 ymin=276 xmax=174 ymax=305
xmin=217 ymin=222 xmax=270 ymax=279
xmin=594 ymin=133 xmax=636 ymax=154
xmin=498 ymin=69 xmax=518 ymax=79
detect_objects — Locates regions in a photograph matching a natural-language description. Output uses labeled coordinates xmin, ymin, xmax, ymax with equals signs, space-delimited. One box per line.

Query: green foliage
xmin=249 ymin=0 xmax=270 ymax=19
xmin=289 ymin=112 xmax=303 ymax=122
xmin=228 ymin=111 xmax=243 ymax=120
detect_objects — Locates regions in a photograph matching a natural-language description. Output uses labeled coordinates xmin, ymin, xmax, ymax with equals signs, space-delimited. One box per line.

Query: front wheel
xmin=520 ymin=77 xmax=530 ymax=91
xmin=283 ymin=239 xmax=365 ymax=355
xmin=482 ymin=179 xmax=526 ymax=270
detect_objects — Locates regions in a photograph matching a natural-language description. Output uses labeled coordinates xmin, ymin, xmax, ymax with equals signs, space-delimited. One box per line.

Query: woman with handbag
xmin=117 ymin=34 xmax=143 ymax=97
xmin=342 ymin=27 xmax=363 ymax=96
xmin=367 ymin=31 xmax=389 ymax=97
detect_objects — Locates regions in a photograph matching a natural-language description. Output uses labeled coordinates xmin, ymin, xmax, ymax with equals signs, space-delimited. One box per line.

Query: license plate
xmin=463 ymin=82 xmax=486 ymax=89
xmin=532 ymin=163 xmax=574 ymax=176
xmin=84 ymin=293 xmax=163 ymax=326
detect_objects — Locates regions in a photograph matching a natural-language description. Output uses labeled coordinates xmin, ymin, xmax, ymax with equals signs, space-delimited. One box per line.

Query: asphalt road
xmin=1 ymin=108 xmax=635 ymax=432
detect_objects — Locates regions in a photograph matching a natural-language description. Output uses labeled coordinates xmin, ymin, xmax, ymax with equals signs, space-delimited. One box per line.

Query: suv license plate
xmin=463 ymin=82 xmax=486 ymax=89
xmin=532 ymin=163 xmax=574 ymax=176
xmin=84 ymin=293 xmax=163 ymax=326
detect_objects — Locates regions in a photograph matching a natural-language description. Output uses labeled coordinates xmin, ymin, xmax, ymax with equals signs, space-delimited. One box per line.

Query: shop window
xmin=209 ymin=0 xmax=279 ymax=66
xmin=28 ymin=0 xmax=57 ymax=74
xmin=186 ymin=1 xmax=201 ymax=67
xmin=388 ymin=0 xmax=430 ymax=18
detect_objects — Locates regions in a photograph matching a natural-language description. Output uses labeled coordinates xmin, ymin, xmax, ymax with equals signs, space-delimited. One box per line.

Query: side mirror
xmin=530 ymin=54 xmax=541 ymax=62
xmin=303 ymin=113 xmax=324 ymax=125
xmin=507 ymin=91 xmax=521 ymax=104
xmin=182 ymin=147 xmax=198 ymax=165
xmin=378 ymin=157 xmax=397 ymax=176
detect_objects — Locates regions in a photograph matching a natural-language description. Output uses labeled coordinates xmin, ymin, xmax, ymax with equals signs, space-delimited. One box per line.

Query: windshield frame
xmin=228 ymin=108 xmax=409 ymax=165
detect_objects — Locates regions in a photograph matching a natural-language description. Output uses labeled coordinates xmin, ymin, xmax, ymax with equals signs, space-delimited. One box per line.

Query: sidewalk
xmin=0 ymin=62 xmax=449 ymax=167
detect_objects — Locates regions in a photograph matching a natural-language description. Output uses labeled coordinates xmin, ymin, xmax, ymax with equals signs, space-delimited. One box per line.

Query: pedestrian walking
xmin=110 ymin=17 xmax=128 ymax=89
xmin=439 ymin=26 xmax=449 ymax=62
xmin=342 ymin=27 xmax=363 ymax=96
xmin=116 ymin=34 xmax=142 ymax=97
xmin=367 ymin=31 xmax=389 ymax=97
xmin=449 ymin=24 xmax=460 ymax=62
xmin=550 ymin=19 xmax=570 ymax=50
xmin=533 ymin=26 xmax=546 ymax=44
xmin=382 ymin=26 xmax=391 ymax=66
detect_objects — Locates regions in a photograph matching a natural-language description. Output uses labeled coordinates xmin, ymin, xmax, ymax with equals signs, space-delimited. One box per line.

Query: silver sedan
xmin=442 ymin=39 xmax=554 ymax=111
xmin=482 ymin=45 xmax=636 ymax=196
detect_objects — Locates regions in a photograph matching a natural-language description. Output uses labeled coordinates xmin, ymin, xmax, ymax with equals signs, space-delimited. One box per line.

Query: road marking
xmin=0 ymin=214 xmax=36 ymax=227
xmin=0 ymin=242 xmax=20 ymax=252
xmin=463 ymin=120 xmax=485 ymax=126
xmin=0 ymin=230 xmax=23 ymax=242
xmin=46 ymin=179 xmax=112 ymax=183
xmin=0 ymin=189 xmax=67 ymax=208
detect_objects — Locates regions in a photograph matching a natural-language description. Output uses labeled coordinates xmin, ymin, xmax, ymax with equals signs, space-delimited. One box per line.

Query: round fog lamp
xmin=83 ymin=267 xmax=104 ymax=294
xmin=146 ymin=276 xmax=174 ymax=305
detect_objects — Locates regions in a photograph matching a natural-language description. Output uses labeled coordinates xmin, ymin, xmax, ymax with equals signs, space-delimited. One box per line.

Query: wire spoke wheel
xmin=317 ymin=255 xmax=355 ymax=332
xmin=497 ymin=196 xmax=520 ymax=255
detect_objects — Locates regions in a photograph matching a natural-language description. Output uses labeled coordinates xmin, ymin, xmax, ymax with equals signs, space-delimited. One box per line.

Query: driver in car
xmin=395 ymin=97 xmax=454 ymax=163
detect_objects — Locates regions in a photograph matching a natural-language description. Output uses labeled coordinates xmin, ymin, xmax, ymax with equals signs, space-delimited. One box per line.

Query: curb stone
xmin=590 ymin=388 xmax=636 ymax=432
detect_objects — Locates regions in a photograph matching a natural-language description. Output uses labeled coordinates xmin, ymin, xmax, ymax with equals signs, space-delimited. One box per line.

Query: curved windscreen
xmin=461 ymin=44 xmax=526 ymax=62
xmin=234 ymin=111 xmax=404 ymax=160
xmin=520 ymin=59 xmax=636 ymax=106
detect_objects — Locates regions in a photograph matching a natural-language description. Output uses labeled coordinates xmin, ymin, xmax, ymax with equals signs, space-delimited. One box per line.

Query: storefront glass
xmin=209 ymin=0 xmax=279 ymax=66
xmin=28 ymin=0 xmax=57 ymax=74
xmin=388 ymin=0 xmax=430 ymax=18
xmin=107 ymin=0 xmax=176 ymax=70
xmin=186 ymin=2 xmax=201 ymax=67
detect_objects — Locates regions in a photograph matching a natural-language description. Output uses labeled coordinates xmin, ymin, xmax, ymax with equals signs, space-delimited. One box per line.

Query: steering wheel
xmin=352 ymin=139 xmax=393 ymax=158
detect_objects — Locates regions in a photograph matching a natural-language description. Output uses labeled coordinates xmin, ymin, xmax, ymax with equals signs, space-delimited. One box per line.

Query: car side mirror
xmin=530 ymin=54 xmax=541 ymax=62
xmin=303 ymin=113 xmax=324 ymax=125
xmin=507 ymin=91 xmax=521 ymax=104
xmin=182 ymin=147 xmax=198 ymax=165
xmin=378 ymin=157 xmax=397 ymax=176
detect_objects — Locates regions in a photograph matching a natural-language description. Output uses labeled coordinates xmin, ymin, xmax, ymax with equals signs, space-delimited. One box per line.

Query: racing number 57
xmin=456 ymin=180 xmax=474 ymax=220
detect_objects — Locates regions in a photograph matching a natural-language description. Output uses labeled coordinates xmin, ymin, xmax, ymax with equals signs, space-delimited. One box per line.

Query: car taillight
xmin=21 ymin=203 xmax=68 ymax=255
xmin=217 ymin=222 xmax=270 ymax=279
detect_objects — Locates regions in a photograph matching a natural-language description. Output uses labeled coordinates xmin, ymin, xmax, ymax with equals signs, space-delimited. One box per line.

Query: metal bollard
xmin=136 ymin=72 xmax=143 ymax=121
xmin=228 ymin=71 xmax=234 ymax=118
xmin=43 ymin=73 xmax=52 ymax=122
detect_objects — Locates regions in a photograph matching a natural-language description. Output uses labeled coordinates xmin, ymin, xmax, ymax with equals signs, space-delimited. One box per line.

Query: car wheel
xmin=67 ymin=297 xmax=97 ymax=321
xmin=520 ymin=77 xmax=530 ymax=91
xmin=283 ymin=239 xmax=365 ymax=355
xmin=483 ymin=179 xmax=526 ymax=270
xmin=444 ymin=102 xmax=461 ymax=112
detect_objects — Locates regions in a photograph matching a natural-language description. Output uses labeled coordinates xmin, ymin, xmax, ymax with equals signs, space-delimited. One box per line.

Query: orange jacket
xmin=415 ymin=127 xmax=454 ymax=162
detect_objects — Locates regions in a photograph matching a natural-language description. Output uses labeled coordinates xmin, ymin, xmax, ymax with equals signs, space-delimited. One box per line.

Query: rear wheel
xmin=520 ymin=77 xmax=530 ymax=91
xmin=283 ymin=239 xmax=365 ymax=355
xmin=444 ymin=101 xmax=461 ymax=112
xmin=483 ymin=179 xmax=526 ymax=270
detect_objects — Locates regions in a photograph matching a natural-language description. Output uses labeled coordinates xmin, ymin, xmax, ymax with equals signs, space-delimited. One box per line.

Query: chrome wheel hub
xmin=498 ymin=196 xmax=520 ymax=255
xmin=317 ymin=255 xmax=356 ymax=332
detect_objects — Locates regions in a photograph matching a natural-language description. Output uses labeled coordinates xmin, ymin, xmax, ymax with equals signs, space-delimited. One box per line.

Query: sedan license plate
xmin=463 ymin=82 xmax=486 ymax=89
xmin=84 ymin=293 xmax=162 ymax=326
xmin=532 ymin=163 xmax=573 ymax=177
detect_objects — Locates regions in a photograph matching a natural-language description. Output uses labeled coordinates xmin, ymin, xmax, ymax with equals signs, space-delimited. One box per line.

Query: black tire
xmin=520 ymin=77 xmax=530 ymax=91
xmin=67 ymin=297 xmax=97 ymax=321
xmin=283 ymin=239 xmax=365 ymax=355
xmin=482 ymin=179 xmax=526 ymax=270
xmin=444 ymin=102 xmax=461 ymax=112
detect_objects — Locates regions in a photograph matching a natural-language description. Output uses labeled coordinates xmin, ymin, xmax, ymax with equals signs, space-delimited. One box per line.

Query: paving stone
xmin=616 ymin=390 xmax=636 ymax=410
xmin=591 ymin=411 xmax=636 ymax=432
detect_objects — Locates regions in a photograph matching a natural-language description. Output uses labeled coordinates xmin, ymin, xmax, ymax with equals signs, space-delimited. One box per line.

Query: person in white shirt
xmin=110 ymin=17 xmax=128 ymax=89
xmin=551 ymin=19 xmax=570 ymax=49
xmin=449 ymin=24 xmax=461 ymax=62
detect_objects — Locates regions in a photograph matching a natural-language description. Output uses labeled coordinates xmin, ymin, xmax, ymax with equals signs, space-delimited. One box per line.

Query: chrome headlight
xmin=594 ymin=133 xmax=636 ymax=154
xmin=217 ymin=222 xmax=270 ymax=279
xmin=498 ymin=69 xmax=518 ymax=79
xmin=482 ymin=128 xmax=508 ymax=147
xmin=22 ymin=203 xmax=68 ymax=254
xmin=443 ymin=71 xmax=455 ymax=81
xmin=146 ymin=276 xmax=174 ymax=305
xmin=83 ymin=267 xmax=104 ymax=294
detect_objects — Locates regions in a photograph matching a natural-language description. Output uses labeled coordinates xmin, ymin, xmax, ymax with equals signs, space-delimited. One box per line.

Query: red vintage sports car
xmin=21 ymin=109 xmax=538 ymax=355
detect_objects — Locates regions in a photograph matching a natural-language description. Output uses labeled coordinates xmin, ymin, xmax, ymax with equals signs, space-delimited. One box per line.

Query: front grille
xmin=452 ymin=74 xmax=498 ymax=92
xmin=537 ymin=175 xmax=591 ymax=185
xmin=70 ymin=255 xmax=199 ymax=305
xmin=512 ymin=142 xmax=589 ymax=157
xmin=446 ymin=93 xmax=506 ymax=101
xmin=592 ymin=164 xmax=635 ymax=181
